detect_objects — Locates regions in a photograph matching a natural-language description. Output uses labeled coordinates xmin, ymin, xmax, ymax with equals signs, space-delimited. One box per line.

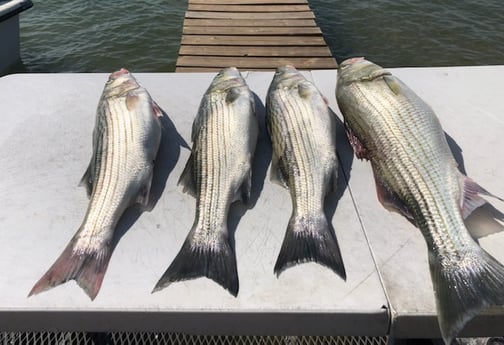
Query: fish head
xmin=104 ymin=68 xmax=141 ymax=97
xmin=337 ymin=57 xmax=391 ymax=86
xmin=209 ymin=67 xmax=247 ymax=91
xmin=269 ymin=65 xmax=308 ymax=91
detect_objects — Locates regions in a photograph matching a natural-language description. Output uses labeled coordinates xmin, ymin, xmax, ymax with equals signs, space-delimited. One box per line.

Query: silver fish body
xmin=266 ymin=65 xmax=345 ymax=278
xmin=153 ymin=67 xmax=258 ymax=296
xmin=336 ymin=57 xmax=504 ymax=344
xmin=30 ymin=69 xmax=162 ymax=300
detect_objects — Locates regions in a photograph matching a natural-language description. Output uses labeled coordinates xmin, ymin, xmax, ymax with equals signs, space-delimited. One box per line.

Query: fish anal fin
xmin=345 ymin=124 xmax=369 ymax=160
xmin=29 ymin=234 xmax=112 ymax=301
xmin=465 ymin=203 xmax=504 ymax=239
xmin=383 ymin=75 xmax=402 ymax=95
xmin=460 ymin=175 xmax=504 ymax=219
xmin=270 ymin=153 xmax=289 ymax=189
xmin=373 ymin=168 xmax=413 ymax=220
xmin=274 ymin=212 xmax=346 ymax=280
xmin=136 ymin=169 xmax=155 ymax=210
xmin=429 ymin=245 xmax=504 ymax=344
xmin=233 ymin=168 xmax=252 ymax=205
xmin=178 ymin=153 xmax=197 ymax=198
xmin=79 ymin=163 xmax=94 ymax=198
xmin=152 ymin=229 xmax=238 ymax=297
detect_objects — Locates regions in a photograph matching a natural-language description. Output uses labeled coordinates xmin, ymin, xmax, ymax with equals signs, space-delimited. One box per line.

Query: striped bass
xmin=336 ymin=57 xmax=504 ymax=344
xmin=266 ymin=65 xmax=345 ymax=278
xmin=153 ymin=67 xmax=258 ymax=296
xmin=29 ymin=69 xmax=162 ymax=300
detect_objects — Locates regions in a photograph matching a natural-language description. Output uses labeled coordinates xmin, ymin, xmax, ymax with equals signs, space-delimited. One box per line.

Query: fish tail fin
xmin=274 ymin=212 xmax=346 ymax=279
xmin=28 ymin=235 xmax=112 ymax=301
xmin=431 ymin=245 xmax=504 ymax=344
xmin=152 ymin=230 xmax=238 ymax=297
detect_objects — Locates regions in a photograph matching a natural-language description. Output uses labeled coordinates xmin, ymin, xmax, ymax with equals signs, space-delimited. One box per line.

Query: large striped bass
xmin=29 ymin=69 xmax=162 ymax=300
xmin=266 ymin=65 xmax=345 ymax=278
xmin=153 ymin=67 xmax=258 ymax=296
xmin=336 ymin=57 xmax=504 ymax=344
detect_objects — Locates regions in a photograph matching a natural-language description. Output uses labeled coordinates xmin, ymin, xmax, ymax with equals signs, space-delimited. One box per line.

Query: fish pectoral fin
xmin=269 ymin=154 xmax=289 ymax=189
xmin=373 ymin=167 xmax=414 ymax=221
xmin=297 ymin=82 xmax=314 ymax=99
xmin=78 ymin=161 xmax=94 ymax=198
xmin=383 ymin=75 xmax=402 ymax=95
xmin=345 ymin=123 xmax=369 ymax=160
xmin=226 ymin=87 xmax=241 ymax=104
xmin=460 ymin=175 xmax=504 ymax=219
xmin=178 ymin=153 xmax=197 ymax=197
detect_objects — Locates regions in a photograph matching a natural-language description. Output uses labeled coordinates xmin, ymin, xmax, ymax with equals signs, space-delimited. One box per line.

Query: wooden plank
xmin=183 ymin=18 xmax=317 ymax=27
xmin=187 ymin=4 xmax=310 ymax=12
xmin=181 ymin=35 xmax=327 ymax=46
xmin=176 ymin=56 xmax=338 ymax=69
xmin=178 ymin=45 xmax=333 ymax=57
xmin=189 ymin=0 xmax=308 ymax=4
xmin=185 ymin=11 xmax=315 ymax=20
xmin=183 ymin=26 xmax=322 ymax=35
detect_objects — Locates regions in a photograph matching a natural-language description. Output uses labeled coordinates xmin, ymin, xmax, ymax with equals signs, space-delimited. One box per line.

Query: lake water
xmin=11 ymin=0 xmax=504 ymax=73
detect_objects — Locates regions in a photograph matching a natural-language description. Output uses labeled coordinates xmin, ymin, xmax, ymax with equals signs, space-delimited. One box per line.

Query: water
xmin=11 ymin=0 xmax=504 ymax=73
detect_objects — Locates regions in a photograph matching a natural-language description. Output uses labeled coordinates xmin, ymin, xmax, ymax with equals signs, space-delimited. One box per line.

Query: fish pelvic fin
xmin=152 ymin=231 xmax=239 ymax=297
xmin=430 ymin=245 xmax=504 ymax=344
xmin=274 ymin=212 xmax=346 ymax=280
xmin=28 ymin=234 xmax=112 ymax=301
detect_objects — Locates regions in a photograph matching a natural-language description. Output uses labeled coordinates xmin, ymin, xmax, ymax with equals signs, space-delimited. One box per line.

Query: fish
xmin=265 ymin=65 xmax=345 ymax=279
xmin=152 ymin=67 xmax=258 ymax=296
xmin=335 ymin=57 xmax=504 ymax=344
xmin=29 ymin=68 xmax=163 ymax=300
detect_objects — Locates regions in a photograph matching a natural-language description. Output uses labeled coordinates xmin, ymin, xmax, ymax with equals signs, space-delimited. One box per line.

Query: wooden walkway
xmin=176 ymin=0 xmax=338 ymax=72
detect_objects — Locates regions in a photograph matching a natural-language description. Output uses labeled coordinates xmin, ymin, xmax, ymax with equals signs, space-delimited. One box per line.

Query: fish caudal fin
xmin=274 ymin=213 xmax=346 ymax=279
xmin=28 ymin=236 xmax=112 ymax=301
xmin=153 ymin=233 xmax=239 ymax=297
xmin=430 ymin=246 xmax=504 ymax=344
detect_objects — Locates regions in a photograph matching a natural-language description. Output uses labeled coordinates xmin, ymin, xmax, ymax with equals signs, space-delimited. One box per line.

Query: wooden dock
xmin=176 ymin=0 xmax=338 ymax=72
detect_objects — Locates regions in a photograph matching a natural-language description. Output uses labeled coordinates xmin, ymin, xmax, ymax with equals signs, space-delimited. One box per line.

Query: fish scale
xmin=336 ymin=57 xmax=504 ymax=345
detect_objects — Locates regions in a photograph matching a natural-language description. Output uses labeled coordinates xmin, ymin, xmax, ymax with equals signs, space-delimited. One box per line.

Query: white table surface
xmin=0 ymin=70 xmax=387 ymax=335
xmin=1 ymin=67 xmax=503 ymax=338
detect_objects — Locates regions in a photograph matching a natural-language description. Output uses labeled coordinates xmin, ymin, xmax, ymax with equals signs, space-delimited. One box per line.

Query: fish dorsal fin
xmin=178 ymin=152 xmax=197 ymax=198
xmin=373 ymin=167 xmax=414 ymax=220
xmin=460 ymin=175 xmax=504 ymax=219
xmin=226 ymin=87 xmax=241 ymax=104
xmin=270 ymin=153 xmax=289 ymax=189
xmin=79 ymin=162 xmax=94 ymax=198
xmin=383 ymin=75 xmax=402 ymax=95
xmin=345 ymin=123 xmax=370 ymax=160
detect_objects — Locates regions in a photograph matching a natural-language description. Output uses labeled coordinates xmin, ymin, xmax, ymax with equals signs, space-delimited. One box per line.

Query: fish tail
xmin=152 ymin=231 xmax=238 ymax=297
xmin=28 ymin=234 xmax=112 ymax=301
xmin=431 ymin=245 xmax=504 ymax=344
xmin=274 ymin=212 xmax=346 ymax=279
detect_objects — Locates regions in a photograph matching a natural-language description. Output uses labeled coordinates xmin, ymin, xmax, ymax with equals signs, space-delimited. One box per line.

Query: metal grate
xmin=0 ymin=333 xmax=388 ymax=345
